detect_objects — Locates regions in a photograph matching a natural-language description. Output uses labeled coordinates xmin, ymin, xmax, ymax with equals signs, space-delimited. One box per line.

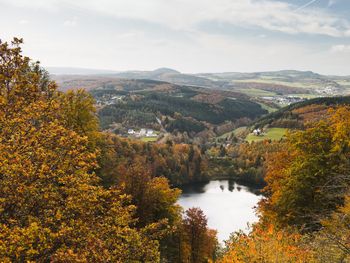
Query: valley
xmin=4 ymin=0 xmax=350 ymax=260
xmin=3 ymin=38 xmax=350 ymax=262
xmin=52 ymin=68 xmax=350 ymax=146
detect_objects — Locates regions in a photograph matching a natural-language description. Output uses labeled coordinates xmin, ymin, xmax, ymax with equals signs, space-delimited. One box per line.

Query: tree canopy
xmin=0 ymin=38 xmax=160 ymax=262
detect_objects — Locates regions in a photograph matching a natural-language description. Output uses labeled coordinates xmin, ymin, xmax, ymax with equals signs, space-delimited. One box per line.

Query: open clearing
xmin=140 ymin=137 xmax=158 ymax=142
xmin=246 ymin=128 xmax=287 ymax=143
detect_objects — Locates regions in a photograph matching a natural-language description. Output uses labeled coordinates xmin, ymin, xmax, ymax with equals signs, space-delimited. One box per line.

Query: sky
xmin=1 ymin=0 xmax=350 ymax=75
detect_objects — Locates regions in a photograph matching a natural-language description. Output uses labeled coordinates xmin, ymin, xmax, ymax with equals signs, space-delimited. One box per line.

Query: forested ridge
xmin=94 ymin=82 xmax=267 ymax=133
xmin=99 ymin=93 xmax=262 ymax=127
xmin=2 ymin=38 xmax=350 ymax=262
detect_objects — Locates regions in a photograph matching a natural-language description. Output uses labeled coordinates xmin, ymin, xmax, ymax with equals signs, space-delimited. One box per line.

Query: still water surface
xmin=178 ymin=180 xmax=262 ymax=242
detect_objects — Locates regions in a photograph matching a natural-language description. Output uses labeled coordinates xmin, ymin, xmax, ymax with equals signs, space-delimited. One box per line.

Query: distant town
xmin=127 ymin=128 xmax=158 ymax=138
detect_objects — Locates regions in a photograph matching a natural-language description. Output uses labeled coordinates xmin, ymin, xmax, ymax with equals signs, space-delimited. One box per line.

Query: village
xmin=261 ymin=95 xmax=305 ymax=105
xmin=127 ymin=128 xmax=158 ymax=139
xmin=95 ymin=94 xmax=125 ymax=106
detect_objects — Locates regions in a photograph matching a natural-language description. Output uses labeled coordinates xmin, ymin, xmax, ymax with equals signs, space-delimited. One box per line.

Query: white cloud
xmin=74 ymin=0 xmax=350 ymax=37
xmin=328 ymin=0 xmax=337 ymax=7
xmin=63 ymin=17 xmax=77 ymax=27
xmin=0 ymin=0 xmax=61 ymax=10
xmin=18 ymin=19 xmax=29 ymax=25
xmin=2 ymin=0 xmax=350 ymax=37
xmin=331 ymin=44 xmax=350 ymax=53
xmin=294 ymin=0 xmax=319 ymax=12
xmin=2 ymin=0 xmax=350 ymax=75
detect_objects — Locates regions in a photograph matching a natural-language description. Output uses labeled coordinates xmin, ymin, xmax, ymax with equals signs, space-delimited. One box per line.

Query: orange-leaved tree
xmin=312 ymin=195 xmax=350 ymax=262
xmin=181 ymin=208 xmax=218 ymax=263
xmin=261 ymin=107 xmax=350 ymax=231
xmin=220 ymin=224 xmax=314 ymax=263
xmin=0 ymin=38 xmax=159 ymax=262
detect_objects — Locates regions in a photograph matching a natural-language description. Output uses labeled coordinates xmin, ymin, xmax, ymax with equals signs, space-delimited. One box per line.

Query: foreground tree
xmin=0 ymin=38 xmax=159 ymax=261
xmin=118 ymin=158 xmax=182 ymax=228
xmin=261 ymin=107 xmax=350 ymax=231
xmin=220 ymin=225 xmax=314 ymax=263
xmin=181 ymin=208 xmax=218 ymax=263
xmin=312 ymin=195 xmax=350 ymax=262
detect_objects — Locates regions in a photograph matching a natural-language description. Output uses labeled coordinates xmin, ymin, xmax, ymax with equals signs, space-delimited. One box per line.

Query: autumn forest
xmin=2 ymin=37 xmax=350 ymax=263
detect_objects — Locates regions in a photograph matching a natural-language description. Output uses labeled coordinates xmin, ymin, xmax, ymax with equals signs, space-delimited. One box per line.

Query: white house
xmin=253 ymin=128 xmax=261 ymax=136
xmin=128 ymin=129 xmax=135 ymax=135
xmin=139 ymin=128 xmax=147 ymax=136
xmin=146 ymin=129 xmax=157 ymax=137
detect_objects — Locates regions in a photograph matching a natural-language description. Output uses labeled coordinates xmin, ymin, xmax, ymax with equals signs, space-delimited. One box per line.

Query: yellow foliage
xmin=220 ymin=225 xmax=314 ymax=263
xmin=0 ymin=38 xmax=160 ymax=261
xmin=311 ymin=195 xmax=350 ymax=262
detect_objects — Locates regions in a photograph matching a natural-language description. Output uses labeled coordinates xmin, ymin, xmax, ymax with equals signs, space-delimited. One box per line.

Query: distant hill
xmin=152 ymin=67 xmax=180 ymax=74
xmin=50 ymin=67 xmax=350 ymax=137
xmin=198 ymin=70 xmax=323 ymax=81
xmin=50 ymin=67 xmax=350 ymax=99
xmin=111 ymin=68 xmax=219 ymax=88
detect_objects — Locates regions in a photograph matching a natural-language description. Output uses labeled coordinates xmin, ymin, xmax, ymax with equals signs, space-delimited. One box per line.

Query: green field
xmin=234 ymin=79 xmax=321 ymax=89
xmin=246 ymin=128 xmax=287 ymax=143
xmin=258 ymin=102 xmax=278 ymax=113
xmin=335 ymin=80 xmax=350 ymax=86
xmin=237 ymin=88 xmax=277 ymax=97
xmin=218 ymin=126 xmax=247 ymax=139
xmin=235 ymin=78 xmax=309 ymax=88
xmin=140 ymin=137 xmax=158 ymax=142
xmin=287 ymin=93 xmax=318 ymax=99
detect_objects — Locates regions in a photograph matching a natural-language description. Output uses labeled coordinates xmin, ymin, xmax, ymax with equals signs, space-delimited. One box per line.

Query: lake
xmin=178 ymin=180 xmax=262 ymax=243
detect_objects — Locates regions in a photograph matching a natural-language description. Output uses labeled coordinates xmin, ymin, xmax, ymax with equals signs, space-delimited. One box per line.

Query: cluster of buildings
xmin=315 ymin=85 xmax=338 ymax=95
xmin=127 ymin=128 xmax=157 ymax=138
xmin=96 ymin=95 xmax=124 ymax=106
xmin=252 ymin=128 xmax=262 ymax=136
xmin=262 ymin=96 xmax=305 ymax=105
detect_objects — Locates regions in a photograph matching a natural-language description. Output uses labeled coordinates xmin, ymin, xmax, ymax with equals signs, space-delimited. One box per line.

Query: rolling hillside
xmin=90 ymin=79 xmax=267 ymax=133
xmin=51 ymin=68 xmax=350 ymax=116
xmin=50 ymin=68 xmax=350 ymax=139
xmin=252 ymin=96 xmax=350 ymax=129
xmin=51 ymin=68 xmax=350 ymax=97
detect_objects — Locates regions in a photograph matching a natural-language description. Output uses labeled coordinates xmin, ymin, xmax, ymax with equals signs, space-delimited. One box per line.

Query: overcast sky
xmin=1 ymin=0 xmax=350 ymax=75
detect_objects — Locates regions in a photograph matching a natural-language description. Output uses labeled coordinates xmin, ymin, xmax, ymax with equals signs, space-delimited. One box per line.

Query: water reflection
xmin=228 ymin=180 xmax=234 ymax=192
xmin=178 ymin=180 xmax=262 ymax=243
xmin=180 ymin=179 xmax=262 ymax=195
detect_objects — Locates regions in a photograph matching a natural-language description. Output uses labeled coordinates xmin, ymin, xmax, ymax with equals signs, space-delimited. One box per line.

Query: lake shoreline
xmin=177 ymin=177 xmax=265 ymax=196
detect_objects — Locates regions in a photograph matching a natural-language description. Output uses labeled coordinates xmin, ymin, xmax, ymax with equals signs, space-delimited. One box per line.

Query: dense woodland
xmin=207 ymin=140 xmax=283 ymax=187
xmin=97 ymin=87 xmax=267 ymax=132
xmin=2 ymin=38 xmax=350 ymax=262
xmin=97 ymin=134 xmax=209 ymax=187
